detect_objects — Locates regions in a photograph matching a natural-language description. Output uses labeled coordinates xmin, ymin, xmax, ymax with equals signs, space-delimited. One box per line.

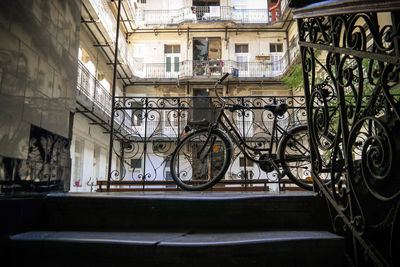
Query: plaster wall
xmin=125 ymin=83 xmax=291 ymax=98
xmin=70 ymin=113 xmax=114 ymax=192
xmin=131 ymin=31 xmax=287 ymax=64
xmin=140 ymin=0 xmax=268 ymax=9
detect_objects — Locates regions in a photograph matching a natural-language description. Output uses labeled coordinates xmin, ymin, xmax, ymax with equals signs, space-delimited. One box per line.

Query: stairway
xmin=2 ymin=192 xmax=345 ymax=266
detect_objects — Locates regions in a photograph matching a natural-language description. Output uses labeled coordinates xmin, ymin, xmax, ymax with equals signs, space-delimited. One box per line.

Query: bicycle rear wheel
xmin=278 ymin=125 xmax=314 ymax=190
xmin=170 ymin=128 xmax=232 ymax=191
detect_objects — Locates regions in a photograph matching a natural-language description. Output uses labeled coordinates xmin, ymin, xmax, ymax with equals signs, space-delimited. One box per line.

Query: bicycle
xmin=170 ymin=73 xmax=315 ymax=191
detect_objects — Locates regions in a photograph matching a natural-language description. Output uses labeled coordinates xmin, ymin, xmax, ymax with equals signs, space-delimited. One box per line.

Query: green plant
xmin=282 ymin=63 xmax=304 ymax=91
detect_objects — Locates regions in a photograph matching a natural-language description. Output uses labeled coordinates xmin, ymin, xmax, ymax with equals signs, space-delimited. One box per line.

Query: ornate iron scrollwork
xmin=109 ymin=95 xmax=307 ymax=189
xmin=296 ymin=3 xmax=400 ymax=266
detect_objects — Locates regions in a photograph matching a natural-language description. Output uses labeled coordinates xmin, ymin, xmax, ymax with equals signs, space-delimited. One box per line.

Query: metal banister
xmin=294 ymin=1 xmax=400 ymax=266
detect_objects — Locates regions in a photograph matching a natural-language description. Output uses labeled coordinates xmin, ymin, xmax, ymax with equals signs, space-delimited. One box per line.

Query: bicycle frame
xmin=210 ymin=106 xmax=289 ymax=165
xmin=171 ymin=74 xmax=316 ymax=191
xmin=194 ymin=73 xmax=305 ymax=173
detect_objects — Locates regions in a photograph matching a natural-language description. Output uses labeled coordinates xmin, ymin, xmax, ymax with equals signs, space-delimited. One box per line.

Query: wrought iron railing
xmin=131 ymin=33 xmax=299 ymax=80
xmin=294 ymin=0 xmax=400 ymax=266
xmin=132 ymin=58 xmax=289 ymax=79
xmin=77 ymin=61 xmax=112 ymax=117
xmin=106 ymin=95 xmax=307 ymax=191
xmin=76 ymin=61 xmax=132 ymax=134
xmin=136 ymin=6 xmax=276 ymax=26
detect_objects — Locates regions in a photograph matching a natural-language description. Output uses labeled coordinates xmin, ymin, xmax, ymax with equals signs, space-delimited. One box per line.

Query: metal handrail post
xmin=107 ymin=0 xmax=123 ymax=192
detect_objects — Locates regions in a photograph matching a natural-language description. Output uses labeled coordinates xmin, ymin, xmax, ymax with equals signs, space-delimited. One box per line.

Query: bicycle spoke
xmin=171 ymin=129 xmax=231 ymax=191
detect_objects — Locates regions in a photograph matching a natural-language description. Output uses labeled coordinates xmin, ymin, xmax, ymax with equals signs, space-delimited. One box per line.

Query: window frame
xmin=235 ymin=43 xmax=249 ymax=73
xmin=165 ymin=45 xmax=181 ymax=74
xmin=130 ymin=158 xmax=143 ymax=172
xmin=270 ymin=43 xmax=283 ymax=53
xmin=239 ymin=156 xmax=254 ymax=168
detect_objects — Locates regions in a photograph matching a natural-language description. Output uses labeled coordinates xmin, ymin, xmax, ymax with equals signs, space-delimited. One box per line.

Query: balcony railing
xmin=76 ymin=61 xmax=133 ymax=135
xmin=77 ymin=61 xmax=112 ymax=117
xmin=132 ymin=58 xmax=289 ymax=80
xmin=113 ymin=96 xmax=305 ymax=140
xmin=107 ymin=95 xmax=307 ymax=191
xmin=136 ymin=6 xmax=277 ymax=26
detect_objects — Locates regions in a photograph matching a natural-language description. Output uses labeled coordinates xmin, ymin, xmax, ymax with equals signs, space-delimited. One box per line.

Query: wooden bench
xmin=96 ymin=179 xmax=307 ymax=192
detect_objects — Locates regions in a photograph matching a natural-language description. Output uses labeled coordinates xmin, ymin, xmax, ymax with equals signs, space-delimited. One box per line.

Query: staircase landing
xmin=2 ymin=191 xmax=345 ymax=266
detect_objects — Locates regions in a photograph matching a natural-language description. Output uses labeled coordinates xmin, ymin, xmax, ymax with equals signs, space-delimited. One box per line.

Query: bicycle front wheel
xmin=278 ymin=125 xmax=314 ymax=190
xmin=170 ymin=128 xmax=232 ymax=191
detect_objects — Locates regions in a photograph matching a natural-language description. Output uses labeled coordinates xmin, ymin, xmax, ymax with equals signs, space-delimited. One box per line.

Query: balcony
xmin=76 ymin=61 xmax=132 ymax=136
xmin=132 ymin=57 xmax=290 ymax=80
xmin=136 ymin=5 xmax=283 ymax=26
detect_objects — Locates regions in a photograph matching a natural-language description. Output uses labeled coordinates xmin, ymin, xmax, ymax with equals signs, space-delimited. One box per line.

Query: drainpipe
xmin=285 ymin=30 xmax=291 ymax=64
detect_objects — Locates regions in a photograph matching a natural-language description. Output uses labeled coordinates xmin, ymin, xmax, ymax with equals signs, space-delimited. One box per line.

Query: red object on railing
xmin=269 ymin=0 xmax=281 ymax=22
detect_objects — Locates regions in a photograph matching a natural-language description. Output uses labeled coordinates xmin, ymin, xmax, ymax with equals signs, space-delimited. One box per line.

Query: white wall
xmin=245 ymin=0 xmax=269 ymax=9
xmin=141 ymin=0 xmax=269 ymax=9
xmin=141 ymin=0 xmax=185 ymax=10
xmin=130 ymin=31 xmax=287 ymax=63
xmin=70 ymin=113 xmax=114 ymax=192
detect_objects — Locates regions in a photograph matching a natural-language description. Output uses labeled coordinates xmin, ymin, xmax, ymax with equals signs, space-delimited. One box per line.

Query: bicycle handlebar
xmin=217 ymin=73 xmax=230 ymax=84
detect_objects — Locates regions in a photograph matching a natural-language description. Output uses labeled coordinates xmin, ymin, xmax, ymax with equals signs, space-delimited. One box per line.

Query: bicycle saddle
xmin=264 ymin=103 xmax=288 ymax=116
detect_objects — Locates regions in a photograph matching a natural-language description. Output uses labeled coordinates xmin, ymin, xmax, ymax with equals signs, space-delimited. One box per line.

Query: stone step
xmin=8 ymin=230 xmax=345 ymax=266
xmin=42 ymin=192 xmax=330 ymax=231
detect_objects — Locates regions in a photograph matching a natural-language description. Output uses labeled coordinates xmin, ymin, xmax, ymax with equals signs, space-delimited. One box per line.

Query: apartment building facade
xmin=71 ymin=0 xmax=303 ymax=192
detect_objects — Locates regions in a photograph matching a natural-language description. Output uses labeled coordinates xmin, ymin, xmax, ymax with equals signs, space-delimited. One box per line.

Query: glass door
xmin=165 ymin=45 xmax=180 ymax=78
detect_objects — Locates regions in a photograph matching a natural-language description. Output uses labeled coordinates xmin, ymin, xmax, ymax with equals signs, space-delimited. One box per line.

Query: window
xmin=130 ymin=158 xmax=142 ymax=172
xmin=239 ymin=157 xmax=254 ymax=167
xmin=138 ymin=0 xmax=146 ymax=4
xmin=165 ymin=45 xmax=180 ymax=54
xmin=270 ymin=43 xmax=283 ymax=53
xmin=132 ymin=44 xmax=145 ymax=77
xmin=193 ymin=38 xmax=221 ymax=60
xmin=269 ymin=44 xmax=283 ymax=73
xmin=235 ymin=44 xmax=249 ymax=73
xmin=165 ymin=45 xmax=180 ymax=74
xmin=235 ymin=44 xmax=248 ymax=53
xmin=271 ymin=55 xmax=282 ymax=72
